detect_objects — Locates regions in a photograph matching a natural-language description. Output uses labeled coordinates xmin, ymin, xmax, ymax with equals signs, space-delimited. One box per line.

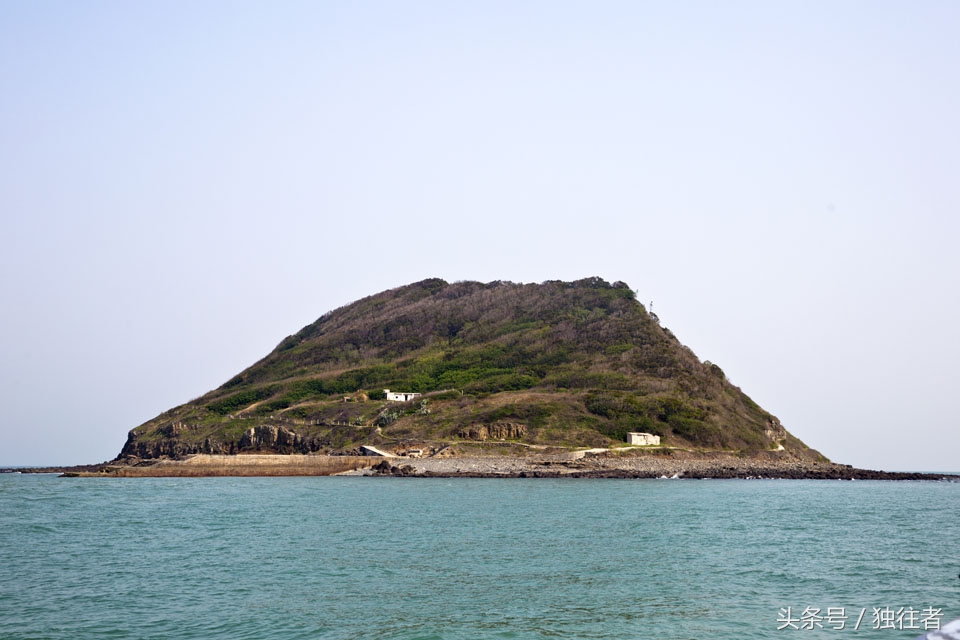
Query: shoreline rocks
xmin=364 ymin=454 xmax=957 ymax=481
xmin=6 ymin=451 xmax=956 ymax=480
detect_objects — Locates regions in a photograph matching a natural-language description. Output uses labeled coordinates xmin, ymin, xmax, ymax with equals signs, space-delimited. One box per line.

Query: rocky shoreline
xmin=1 ymin=463 xmax=109 ymax=475
xmin=5 ymin=450 xmax=956 ymax=480
xmin=365 ymin=453 xmax=955 ymax=481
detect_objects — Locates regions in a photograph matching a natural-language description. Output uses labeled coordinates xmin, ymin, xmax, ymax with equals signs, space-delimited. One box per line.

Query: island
xmin=27 ymin=278 xmax=953 ymax=480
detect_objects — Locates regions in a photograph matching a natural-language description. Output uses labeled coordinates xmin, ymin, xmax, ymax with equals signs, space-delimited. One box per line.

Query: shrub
xmin=261 ymin=398 xmax=292 ymax=412
xmin=206 ymin=387 xmax=275 ymax=415
xmin=375 ymin=409 xmax=401 ymax=427
xmin=669 ymin=416 xmax=723 ymax=446
xmin=604 ymin=343 xmax=634 ymax=356
xmin=277 ymin=335 xmax=299 ymax=351
xmin=465 ymin=373 xmax=540 ymax=394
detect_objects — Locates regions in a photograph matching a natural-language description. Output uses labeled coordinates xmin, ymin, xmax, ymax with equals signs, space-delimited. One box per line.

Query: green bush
xmin=261 ymin=398 xmax=292 ymax=412
xmin=277 ymin=335 xmax=299 ymax=351
xmin=465 ymin=373 xmax=540 ymax=394
xmin=206 ymin=387 xmax=276 ymax=415
xmin=604 ymin=343 xmax=634 ymax=356
xmin=669 ymin=416 xmax=723 ymax=446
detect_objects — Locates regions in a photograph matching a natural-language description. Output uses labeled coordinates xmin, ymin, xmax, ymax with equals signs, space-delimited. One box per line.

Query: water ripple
xmin=0 ymin=476 xmax=956 ymax=639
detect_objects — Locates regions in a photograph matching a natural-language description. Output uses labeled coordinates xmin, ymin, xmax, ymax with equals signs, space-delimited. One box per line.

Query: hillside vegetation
xmin=119 ymin=278 xmax=818 ymax=460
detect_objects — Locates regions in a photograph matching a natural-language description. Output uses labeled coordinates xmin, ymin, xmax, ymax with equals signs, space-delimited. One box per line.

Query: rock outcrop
xmin=118 ymin=427 xmax=331 ymax=460
xmin=239 ymin=425 xmax=303 ymax=450
xmin=458 ymin=423 xmax=527 ymax=441
xmin=763 ymin=417 xmax=787 ymax=443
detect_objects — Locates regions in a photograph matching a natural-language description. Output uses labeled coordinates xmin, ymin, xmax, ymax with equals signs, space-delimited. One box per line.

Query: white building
xmin=627 ymin=432 xmax=661 ymax=446
xmin=384 ymin=389 xmax=422 ymax=402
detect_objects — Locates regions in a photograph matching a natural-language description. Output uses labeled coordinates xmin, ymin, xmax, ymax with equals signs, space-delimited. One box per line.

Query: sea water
xmin=1 ymin=474 xmax=957 ymax=640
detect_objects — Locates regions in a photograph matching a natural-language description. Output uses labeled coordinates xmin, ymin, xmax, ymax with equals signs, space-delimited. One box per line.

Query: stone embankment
xmin=62 ymin=455 xmax=377 ymax=477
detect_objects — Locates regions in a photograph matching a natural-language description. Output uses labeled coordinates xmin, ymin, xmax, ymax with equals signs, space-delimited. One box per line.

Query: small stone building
xmin=627 ymin=432 xmax=661 ymax=446
xmin=384 ymin=389 xmax=422 ymax=402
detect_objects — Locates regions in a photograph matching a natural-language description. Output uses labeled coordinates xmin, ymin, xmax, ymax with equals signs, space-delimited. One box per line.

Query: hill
xmin=117 ymin=277 xmax=821 ymax=462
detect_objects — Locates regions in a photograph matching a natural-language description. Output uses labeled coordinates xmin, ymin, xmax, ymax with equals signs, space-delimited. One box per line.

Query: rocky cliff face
xmin=239 ymin=425 xmax=303 ymax=451
xmin=118 ymin=426 xmax=331 ymax=459
xmin=458 ymin=423 xmax=527 ymax=441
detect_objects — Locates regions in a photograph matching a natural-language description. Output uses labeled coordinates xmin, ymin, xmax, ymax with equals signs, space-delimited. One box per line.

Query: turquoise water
xmin=1 ymin=475 xmax=957 ymax=640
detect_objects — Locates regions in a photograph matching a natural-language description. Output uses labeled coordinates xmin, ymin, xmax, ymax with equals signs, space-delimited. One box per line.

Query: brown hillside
xmin=118 ymin=277 xmax=822 ymax=462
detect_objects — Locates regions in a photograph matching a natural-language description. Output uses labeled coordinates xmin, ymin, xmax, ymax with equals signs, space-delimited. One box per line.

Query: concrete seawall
xmin=84 ymin=455 xmax=378 ymax=477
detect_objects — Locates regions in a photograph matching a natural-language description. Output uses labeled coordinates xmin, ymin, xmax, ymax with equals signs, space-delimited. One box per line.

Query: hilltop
xmin=117 ymin=277 xmax=822 ymax=464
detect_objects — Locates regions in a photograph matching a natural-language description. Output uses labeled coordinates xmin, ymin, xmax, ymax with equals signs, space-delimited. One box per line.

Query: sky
xmin=1 ymin=1 xmax=958 ymax=471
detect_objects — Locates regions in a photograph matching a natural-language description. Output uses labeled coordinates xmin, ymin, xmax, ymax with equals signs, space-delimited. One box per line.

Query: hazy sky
xmin=2 ymin=1 xmax=958 ymax=470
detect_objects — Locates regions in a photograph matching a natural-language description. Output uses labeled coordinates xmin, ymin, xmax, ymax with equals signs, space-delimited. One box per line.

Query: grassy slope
xmin=120 ymin=278 xmax=823 ymax=460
